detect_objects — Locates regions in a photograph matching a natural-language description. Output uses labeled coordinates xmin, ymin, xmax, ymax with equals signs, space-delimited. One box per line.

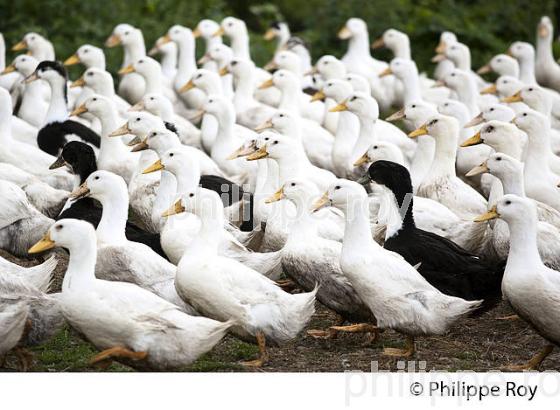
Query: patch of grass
xmin=30 ymin=327 xmax=131 ymax=372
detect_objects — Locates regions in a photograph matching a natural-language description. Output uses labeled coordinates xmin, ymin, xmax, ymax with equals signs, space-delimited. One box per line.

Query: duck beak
xmin=70 ymin=76 xmax=86 ymax=88
xmin=198 ymin=53 xmax=211 ymax=65
xmin=435 ymin=41 xmax=446 ymax=54
xmin=130 ymin=139 xmax=149 ymax=152
xmin=105 ymin=34 xmax=121 ymax=48
xmin=70 ymin=182 xmax=90 ymax=200
xmin=118 ymin=64 xmax=135 ymax=75
xmin=127 ymin=136 xmax=143 ymax=146
xmin=49 ymin=155 xmax=68 ymax=170
xmin=460 ymin=131 xmax=483 ymax=147
xmin=179 ymin=79 xmax=195 ymax=93
xmin=162 ymin=199 xmax=185 ymax=217
xmin=109 ymin=123 xmax=131 ymax=137
xmin=64 ymin=54 xmax=81 ymax=66
xmin=477 ymin=64 xmax=492 ymax=75
xmin=258 ymin=78 xmax=274 ymax=90
xmin=474 ymin=205 xmax=499 ymax=222
xmin=192 ymin=28 xmax=202 ymax=39
xmin=70 ymin=103 xmax=88 ymax=117
xmin=254 ymin=120 xmax=273 ymax=132
xmin=246 ymin=144 xmax=269 ymax=161
xmin=264 ymin=60 xmax=277 ymax=72
xmin=264 ymin=29 xmax=276 ymax=41
xmin=1 ymin=64 xmax=16 ymax=75
xmin=28 ymin=231 xmax=55 ymax=254
xmin=371 ymin=37 xmax=384 ymax=49
xmin=311 ymin=192 xmax=330 ymax=212
xmin=143 ymin=159 xmax=164 ymax=174
xmin=128 ymin=101 xmax=145 ymax=112
xmin=12 ymin=40 xmax=27 ymax=51
xmin=23 ymin=71 xmax=39 ymax=84
xmin=212 ymin=27 xmax=225 ymax=37
xmin=159 ymin=34 xmax=172 ymax=44
xmin=464 ymin=113 xmax=484 ymax=128
xmin=353 ymin=152 xmax=370 ymax=167
xmin=466 ymin=161 xmax=489 ymax=177
xmin=265 ymin=187 xmax=285 ymax=204
xmin=385 ymin=108 xmax=405 ymax=122
xmin=378 ymin=67 xmax=392 ymax=78
xmin=310 ymin=90 xmax=326 ymax=102
xmin=329 ymin=100 xmax=348 ymax=112
xmin=480 ymin=84 xmax=497 ymax=95
xmin=501 ymin=91 xmax=523 ymax=103
xmin=219 ymin=66 xmax=229 ymax=76
xmin=148 ymin=46 xmax=159 ymax=56
xmin=431 ymin=80 xmax=445 ymax=88
xmin=431 ymin=54 xmax=446 ymax=63
xmin=337 ymin=26 xmax=352 ymax=40
xmin=408 ymin=123 xmax=428 ymax=138
xmin=227 ymin=141 xmax=257 ymax=160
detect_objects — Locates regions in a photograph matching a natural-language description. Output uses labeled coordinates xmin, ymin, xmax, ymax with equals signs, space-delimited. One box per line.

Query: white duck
xmin=171 ymin=187 xmax=317 ymax=367
xmin=28 ymin=218 xmax=232 ymax=371
xmin=535 ymin=16 xmax=560 ymax=92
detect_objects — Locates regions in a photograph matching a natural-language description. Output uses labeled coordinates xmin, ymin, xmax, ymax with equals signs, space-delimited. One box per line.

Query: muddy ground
xmin=2 ymin=248 xmax=559 ymax=372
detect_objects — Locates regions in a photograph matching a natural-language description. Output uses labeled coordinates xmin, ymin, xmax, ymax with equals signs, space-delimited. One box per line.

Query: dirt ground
xmin=2 ymin=248 xmax=559 ymax=373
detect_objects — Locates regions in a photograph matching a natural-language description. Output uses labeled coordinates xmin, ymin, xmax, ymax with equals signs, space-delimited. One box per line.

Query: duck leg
xmin=502 ymin=345 xmax=554 ymax=371
xmin=241 ymin=331 xmax=268 ymax=368
xmin=329 ymin=323 xmax=378 ymax=333
xmin=275 ymin=279 xmax=297 ymax=292
xmin=90 ymin=346 xmax=148 ymax=366
xmin=307 ymin=314 xmax=344 ymax=339
xmin=14 ymin=347 xmax=34 ymax=371
xmin=382 ymin=335 xmax=415 ymax=358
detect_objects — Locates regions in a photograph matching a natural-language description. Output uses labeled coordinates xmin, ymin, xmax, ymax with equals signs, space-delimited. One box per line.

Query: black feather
xmin=38 ymin=120 xmax=101 ymax=156
xmin=366 ymin=160 xmax=504 ymax=311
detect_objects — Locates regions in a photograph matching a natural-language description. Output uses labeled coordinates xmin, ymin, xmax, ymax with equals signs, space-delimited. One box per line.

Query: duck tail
xmin=26 ymin=256 xmax=58 ymax=292
xmin=281 ymin=284 xmax=318 ymax=340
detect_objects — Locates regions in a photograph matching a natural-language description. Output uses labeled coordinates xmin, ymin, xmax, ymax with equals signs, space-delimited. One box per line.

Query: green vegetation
xmin=1 ymin=0 xmax=558 ymax=79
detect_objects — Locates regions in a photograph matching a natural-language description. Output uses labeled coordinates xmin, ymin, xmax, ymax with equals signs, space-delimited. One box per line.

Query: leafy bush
xmin=1 ymin=0 xmax=558 ymax=79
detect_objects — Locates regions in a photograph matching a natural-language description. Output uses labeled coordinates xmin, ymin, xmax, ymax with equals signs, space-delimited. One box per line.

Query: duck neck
xmin=286 ymin=197 xmax=317 ymax=242
xmin=342 ymin=197 xmax=377 ymax=252
xmin=95 ymin=80 xmax=115 ymax=98
xmin=174 ymin=165 xmax=201 ymax=194
xmin=153 ymin=170 xmax=177 ymax=225
xmin=351 ymin=117 xmax=376 ymax=162
xmin=278 ymin=83 xmax=301 ymax=114
xmin=536 ymin=34 xmax=555 ymax=67
xmin=176 ymin=36 xmax=196 ymax=81
xmin=96 ymin=190 xmax=129 ymax=244
xmin=45 ymin=77 xmax=69 ymax=124
xmin=187 ymin=204 xmax=224 ymax=256
xmin=518 ymin=56 xmax=537 ymax=84
xmin=62 ymin=237 xmax=97 ymax=292
xmin=506 ymin=214 xmax=542 ymax=270
xmin=160 ymin=51 xmax=177 ymax=78
xmin=332 ymin=111 xmax=359 ymax=172
xmin=233 ymin=71 xmax=257 ymax=111
xmin=455 ymin=81 xmax=479 ymax=116
xmin=231 ymin=33 xmax=251 ymax=60
xmin=430 ymin=134 xmax=458 ymax=178
xmin=274 ymin=153 xmax=306 ymax=185
xmin=393 ymin=41 xmax=411 ymax=60
xmin=143 ymin=69 xmax=162 ymax=94
xmin=98 ymin=109 xmax=129 ymax=160
xmin=497 ymin=171 xmax=525 ymax=197
xmin=123 ymin=39 xmax=146 ymax=67
xmin=347 ymin=31 xmax=372 ymax=60
xmin=213 ymin=109 xmax=236 ymax=148
xmin=399 ymin=70 xmax=422 ymax=104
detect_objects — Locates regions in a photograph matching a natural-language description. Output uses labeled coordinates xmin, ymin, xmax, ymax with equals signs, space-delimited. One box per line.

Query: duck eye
xmin=279 ymin=114 xmax=284 ymax=117
xmin=523 ymin=113 xmax=527 ymax=116
xmin=324 ymin=61 xmax=329 ymax=65
xmin=83 ymin=49 xmax=89 ymax=53
xmin=264 ymin=137 xmax=269 ymax=141
xmin=273 ymin=140 xmax=278 ymax=144
xmin=94 ymin=176 xmax=99 ymax=180
xmin=451 ymin=73 xmax=455 ymax=77
xmin=334 ymin=185 xmax=341 ymax=190
xmin=150 ymin=97 xmax=154 ymax=100
xmin=411 ymin=104 xmax=416 ymax=108
xmin=496 ymin=156 xmax=502 ymax=161
xmin=490 ymin=108 xmax=494 ymax=111
xmin=528 ymin=88 xmax=533 ymax=91
xmin=373 ymin=145 xmax=378 ymax=149
xmin=505 ymin=200 xmax=511 ymax=205
xmin=87 ymin=72 xmax=93 ymax=76
xmin=169 ymin=153 xmax=174 ymax=157
xmin=124 ymin=31 xmax=130 ymax=35
xmin=291 ymin=182 xmax=296 ymax=187
xmin=55 ymin=224 xmax=63 ymax=231
xmin=189 ymin=193 xmax=194 ymax=197
xmin=92 ymin=97 xmax=97 ymax=101
xmin=232 ymin=61 xmax=237 ymax=66
xmin=487 ymin=126 xmax=494 ymax=132
xmin=496 ymin=58 xmax=501 ymax=62
xmin=350 ymin=96 xmax=357 ymax=101
xmin=136 ymin=117 xmax=140 ymax=121
xmin=138 ymin=60 xmax=143 ymax=64
xmin=196 ymin=74 xmax=202 ymax=79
